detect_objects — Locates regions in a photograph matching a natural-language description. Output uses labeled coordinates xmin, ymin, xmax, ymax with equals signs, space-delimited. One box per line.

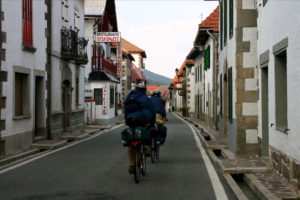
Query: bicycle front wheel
xmin=142 ymin=145 xmax=147 ymax=176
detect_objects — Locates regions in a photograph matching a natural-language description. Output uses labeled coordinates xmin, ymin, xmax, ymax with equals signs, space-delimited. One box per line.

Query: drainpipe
xmin=206 ymin=30 xmax=219 ymax=130
xmin=46 ymin=0 xmax=52 ymax=139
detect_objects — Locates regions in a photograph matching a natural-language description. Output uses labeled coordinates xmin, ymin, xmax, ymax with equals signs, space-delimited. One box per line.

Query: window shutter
xmin=207 ymin=46 xmax=210 ymax=70
xmin=22 ymin=0 xmax=33 ymax=47
xmin=228 ymin=67 xmax=233 ymax=122
xmin=229 ymin=0 xmax=233 ymax=38
xmin=224 ymin=0 xmax=227 ymax=45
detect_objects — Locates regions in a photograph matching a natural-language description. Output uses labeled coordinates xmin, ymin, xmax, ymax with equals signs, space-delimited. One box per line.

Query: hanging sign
xmin=117 ymin=43 xmax=122 ymax=78
xmin=102 ymin=86 xmax=107 ymax=114
xmin=96 ymin=32 xmax=121 ymax=43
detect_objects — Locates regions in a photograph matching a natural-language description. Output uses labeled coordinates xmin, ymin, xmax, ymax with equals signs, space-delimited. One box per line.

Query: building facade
xmin=84 ymin=0 xmax=121 ymax=124
xmin=1 ymin=0 xmax=47 ymax=155
xmin=257 ymin=0 xmax=300 ymax=190
xmin=218 ymin=0 xmax=259 ymax=156
xmin=48 ymin=0 xmax=87 ymax=138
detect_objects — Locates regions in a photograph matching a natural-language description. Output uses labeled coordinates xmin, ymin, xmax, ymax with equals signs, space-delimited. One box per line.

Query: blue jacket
xmin=124 ymin=89 xmax=155 ymax=127
xmin=150 ymin=96 xmax=166 ymax=117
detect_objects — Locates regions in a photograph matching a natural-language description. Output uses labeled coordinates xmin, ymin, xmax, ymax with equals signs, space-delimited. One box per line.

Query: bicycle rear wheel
xmin=141 ymin=145 xmax=147 ymax=176
xmin=133 ymin=146 xmax=141 ymax=183
xmin=150 ymin=137 xmax=156 ymax=163
xmin=155 ymin=144 xmax=160 ymax=160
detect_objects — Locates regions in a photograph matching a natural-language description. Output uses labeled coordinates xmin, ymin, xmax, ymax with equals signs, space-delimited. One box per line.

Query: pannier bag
xmin=121 ymin=127 xmax=151 ymax=146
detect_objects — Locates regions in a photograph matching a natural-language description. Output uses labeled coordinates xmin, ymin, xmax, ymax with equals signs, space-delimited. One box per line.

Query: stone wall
xmin=270 ymin=146 xmax=300 ymax=191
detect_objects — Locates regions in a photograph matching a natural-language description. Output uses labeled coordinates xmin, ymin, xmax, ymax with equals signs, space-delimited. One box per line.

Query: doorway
xmin=63 ymin=80 xmax=72 ymax=132
xmin=261 ymin=67 xmax=269 ymax=157
xmin=34 ymin=76 xmax=44 ymax=137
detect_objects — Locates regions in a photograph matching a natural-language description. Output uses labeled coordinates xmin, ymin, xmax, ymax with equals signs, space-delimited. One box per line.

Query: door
xmin=63 ymin=80 xmax=72 ymax=132
xmin=261 ymin=67 xmax=269 ymax=157
xmin=35 ymin=76 xmax=44 ymax=137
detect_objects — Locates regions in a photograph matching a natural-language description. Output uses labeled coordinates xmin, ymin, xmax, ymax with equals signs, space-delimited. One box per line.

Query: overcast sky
xmin=116 ymin=0 xmax=219 ymax=78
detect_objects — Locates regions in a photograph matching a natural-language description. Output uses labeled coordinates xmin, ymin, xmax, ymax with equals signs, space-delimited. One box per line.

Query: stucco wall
xmin=257 ymin=1 xmax=300 ymax=161
xmin=1 ymin=0 xmax=47 ymax=154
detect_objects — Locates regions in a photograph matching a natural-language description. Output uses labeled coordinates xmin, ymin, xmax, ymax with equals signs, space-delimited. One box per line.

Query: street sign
xmin=96 ymin=32 xmax=121 ymax=43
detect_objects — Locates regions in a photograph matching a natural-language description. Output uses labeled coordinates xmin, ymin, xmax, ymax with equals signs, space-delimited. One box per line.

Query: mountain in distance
xmin=143 ymin=69 xmax=172 ymax=85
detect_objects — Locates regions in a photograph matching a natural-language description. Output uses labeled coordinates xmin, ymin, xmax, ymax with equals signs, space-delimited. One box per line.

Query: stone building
xmin=47 ymin=0 xmax=87 ymax=138
xmin=257 ymin=0 xmax=300 ymax=190
xmin=187 ymin=6 xmax=219 ymax=129
xmin=84 ymin=0 xmax=121 ymax=124
xmin=218 ymin=0 xmax=259 ymax=156
xmin=0 ymin=0 xmax=47 ymax=155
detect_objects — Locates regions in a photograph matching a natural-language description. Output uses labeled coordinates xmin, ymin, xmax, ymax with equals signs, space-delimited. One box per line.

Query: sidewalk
xmin=176 ymin=113 xmax=299 ymax=200
xmin=0 ymin=115 xmax=125 ymax=169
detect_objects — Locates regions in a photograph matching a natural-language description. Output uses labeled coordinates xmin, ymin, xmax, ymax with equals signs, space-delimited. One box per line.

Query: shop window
xmin=94 ymin=88 xmax=103 ymax=105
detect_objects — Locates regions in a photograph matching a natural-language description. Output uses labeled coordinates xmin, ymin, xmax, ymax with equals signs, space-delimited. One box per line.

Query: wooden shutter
xmin=228 ymin=68 xmax=232 ymax=122
xmin=229 ymin=0 xmax=233 ymax=38
xmin=220 ymin=3 xmax=223 ymax=50
xmin=22 ymin=0 xmax=33 ymax=47
xmin=224 ymin=0 xmax=228 ymax=44
xmin=15 ymin=73 xmax=23 ymax=116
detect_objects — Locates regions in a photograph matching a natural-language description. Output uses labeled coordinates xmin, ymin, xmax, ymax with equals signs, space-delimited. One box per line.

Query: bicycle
xmin=150 ymin=124 xmax=161 ymax=163
xmin=129 ymin=135 xmax=147 ymax=183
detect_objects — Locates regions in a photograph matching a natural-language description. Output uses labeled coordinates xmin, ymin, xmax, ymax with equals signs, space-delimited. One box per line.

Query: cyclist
xmin=124 ymin=83 xmax=155 ymax=174
xmin=150 ymin=90 xmax=167 ymax=144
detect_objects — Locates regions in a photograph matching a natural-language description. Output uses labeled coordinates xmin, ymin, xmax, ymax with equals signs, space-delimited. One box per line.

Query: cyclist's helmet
xmin=152 ymin=89 xmax=161 ymax=97
xmin=136 ymin=83 xmax=146 ymax=89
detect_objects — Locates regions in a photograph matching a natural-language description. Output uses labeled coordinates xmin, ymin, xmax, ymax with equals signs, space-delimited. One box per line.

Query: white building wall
xmin=90 ymin=81 xmax=116 ymax=120
xmin=187 ymin=67 xmax=195 ymax=114
xmin=257 ymin=1 xmax=300 ymax=160
xmin=1 ymin=0 xmax=47 ymax=138
xmin=84 ymin=19 xmax=94 ymax=80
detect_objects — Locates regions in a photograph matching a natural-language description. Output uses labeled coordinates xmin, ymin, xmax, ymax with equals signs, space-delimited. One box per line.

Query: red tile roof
xmin=147 ymin=85 xmax=170 ymax=100
xmin=171 ymin=59 xmax=194 ymax=84
xmin=121 ymin=38 xmax=147 ymax=58
xmin=131 ymin=63 xmax=146 ymax=82
xmin=199 ymin=6 xmax=219 ymax=32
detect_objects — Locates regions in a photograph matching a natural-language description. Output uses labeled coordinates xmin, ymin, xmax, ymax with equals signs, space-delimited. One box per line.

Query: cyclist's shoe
xmin=128 ymin=165 xmax=134 ymax=174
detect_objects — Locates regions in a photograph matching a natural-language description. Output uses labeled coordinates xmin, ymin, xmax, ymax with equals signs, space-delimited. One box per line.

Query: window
xmin=94 ymin=88 xmax=103 ymax=105
xmin=228 ymin=67 xmax=233 ymax=122
xmin=110 ymin=87 xmax=115 ymax=108
xmin=74 ymin=9 xmax=80 ymax=31
xmin=224 ymin=0 xmax=228 ymax=45
xmin=22 ymin=0 xmax=33 ymax=47
xmin=195 ymin=66 xmax=198 ymax=83
xmin=62 ymin=0 xmax=69 ymax=28
xmin=275 ymin=51 xmax=287 ymax=130
xmin=204 ymin=46 xmax=211 ymax=71
xmin=15 ymin=72 xmax=29 ymax=116
xmin=200 ymin=64 xmax=202 ymax=81
xmin=229 ymin=0 xmax=233 ymax=38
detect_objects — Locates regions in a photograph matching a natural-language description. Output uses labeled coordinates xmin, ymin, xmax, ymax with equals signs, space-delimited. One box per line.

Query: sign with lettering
xmin=96 ymin=32 xmax=121 ymax=43
xmin=102 ymin=86 xmax=107 ymax=114
xmin=117 ymin=43 xmax=122 ymax=78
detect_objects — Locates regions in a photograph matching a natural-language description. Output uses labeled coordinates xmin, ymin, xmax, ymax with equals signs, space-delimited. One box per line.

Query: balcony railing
xmin=76 ymin=37 xmax=88 ymax=64
xmin=101 ymin=57 xmax=117 ymax=76
xmin=61 ymin=28 xmax=88 ymax=64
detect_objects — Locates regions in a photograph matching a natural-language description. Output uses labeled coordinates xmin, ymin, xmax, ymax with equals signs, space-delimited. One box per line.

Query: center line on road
xmin=174 ymin=114 xmax=229 ymax=200
xmin=0 ymin=124 xmax=124 ymax=175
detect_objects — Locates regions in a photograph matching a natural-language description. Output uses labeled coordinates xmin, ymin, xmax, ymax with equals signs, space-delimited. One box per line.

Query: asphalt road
xmin=0 ymin=113 xmax=236 ymax=200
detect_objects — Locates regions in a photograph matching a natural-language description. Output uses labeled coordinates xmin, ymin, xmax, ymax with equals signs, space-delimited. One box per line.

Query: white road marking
xmin=174 ymin=114 xmax=229 ymax=200
xmin=0 ymin=124 xmax=124 ymax=174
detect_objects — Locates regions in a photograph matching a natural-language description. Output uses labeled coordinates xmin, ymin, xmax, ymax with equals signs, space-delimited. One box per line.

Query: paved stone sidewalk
xmin=175 ymin=113 xmax=300 ymax=200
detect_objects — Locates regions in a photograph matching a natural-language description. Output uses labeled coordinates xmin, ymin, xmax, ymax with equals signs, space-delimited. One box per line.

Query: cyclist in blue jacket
xmin=124 ymin=83 xmax=155 ymax=174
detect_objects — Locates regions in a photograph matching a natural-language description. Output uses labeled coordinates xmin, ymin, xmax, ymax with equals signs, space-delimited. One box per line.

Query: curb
xmin=0 ymin=122 xmax=124 ymax=170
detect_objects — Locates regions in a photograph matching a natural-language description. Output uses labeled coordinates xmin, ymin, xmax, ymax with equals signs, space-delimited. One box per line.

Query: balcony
xmin=76 ymin=37 xmax=88 ymax=64
xmin=178 ymin=88 xmax=187 ymax=96
xmin=101 ymin=57 xmax=117 ymax=76
xmin=61 ymin=28 xmax=88 ymax=64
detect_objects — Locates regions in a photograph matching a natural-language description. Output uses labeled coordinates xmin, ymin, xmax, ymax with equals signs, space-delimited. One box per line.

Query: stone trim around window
xmin=259 ymin=50 xmax=269 ymax=67
xmin=13 ymin=65 xmax=32 ymax=119
xmin=273 ymin=37 xmax=288 ymax=55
